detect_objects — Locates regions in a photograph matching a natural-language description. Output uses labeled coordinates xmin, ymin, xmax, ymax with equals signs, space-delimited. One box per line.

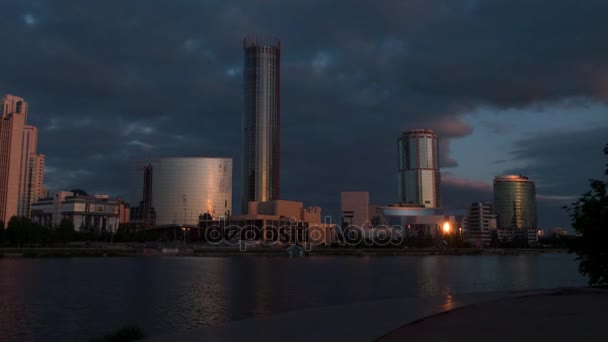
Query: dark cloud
xmin=0 ymin=0 xmax=607 ymax=225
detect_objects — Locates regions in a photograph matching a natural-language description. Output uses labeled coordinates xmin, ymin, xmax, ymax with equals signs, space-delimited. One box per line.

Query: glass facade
xmin=131 ymin=158 xmax=232 ymax=226
xmin=493 ymin=175 xmax=537 ymax=231
xmin=242 ymin=36 xmax=281 ymax=214
xmin=397 ymin=130 xmax=440 ymax=208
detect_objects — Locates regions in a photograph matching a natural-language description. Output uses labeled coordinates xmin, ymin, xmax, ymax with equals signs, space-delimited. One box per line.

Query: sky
xmin=1 ymin=0 xmax=607 ymax=229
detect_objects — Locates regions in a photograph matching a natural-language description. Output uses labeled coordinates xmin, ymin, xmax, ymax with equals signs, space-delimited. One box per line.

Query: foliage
xmin=565 ymin=144 xmax=608 ymax=286
xmin=90 ymin=325 xmax=144 ymax=342
xmin=0 ymin=221 xmax=5 ymax=244
xmin=55 ymin=218 xmax=76 ymax=244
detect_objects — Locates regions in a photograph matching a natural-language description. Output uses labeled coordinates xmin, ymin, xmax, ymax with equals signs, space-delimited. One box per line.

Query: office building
xmin=493 ymin=175 xmax=537 ymax=245
xmin=398 ymin=129 xmax=440 ymax=208
xmin=241 ymin=35 xmax=281 ymax=213
xmin=31 ymin=190 xmax=126 ymax=232
xmin=373 ymin=204 xmax=465 ymax=238
xmin=131 ymin=157 xmax=232 ymax=227
xmin=0 ymin=94 xmax=45 ymax=223
xmin=463 ymin=202 xmax=497 ymax=248
xmin=341 ymin=192 xmax=370 ymax=228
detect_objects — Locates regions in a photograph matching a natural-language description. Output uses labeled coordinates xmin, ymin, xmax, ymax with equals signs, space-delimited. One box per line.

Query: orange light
xmin=443 ymin=222 xmax=451 ymax=233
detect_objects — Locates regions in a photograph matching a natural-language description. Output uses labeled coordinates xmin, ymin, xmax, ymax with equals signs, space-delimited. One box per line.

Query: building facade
xmin=463 ymin=202 xmax=497 ymax=248
xmin=493 ymin=175 xmax=537 ymax=244
xmin=0 ymin=94 xmax=45 ymax=223
xmin=247 ymin=199 xmax=322 ymax=224
xmin=241 ymin=35 xmax=281 ymax=214
xmin=31 ymin=191 xmax=125 ymax=232
xmin=398 ymin=129 xmax=440 ymax=208
xmin=131 ymin=157 xmax=232 ymax=227
xmin=341 ymin=192 xmax=370 ymax=228
xmin=373 ymin=204 xmax=465 ymax=239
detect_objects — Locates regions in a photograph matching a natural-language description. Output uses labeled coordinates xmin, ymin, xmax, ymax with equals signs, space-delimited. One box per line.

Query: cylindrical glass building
xmin=398 ymin=129 xmax=441 ymax=208
xmin=241 ymin=35 xmax=281 ymax=214
xmin=493 ymin=175 xmax=537 ymax=231
xmin=130 ymin=157 xmax=232 ymax=226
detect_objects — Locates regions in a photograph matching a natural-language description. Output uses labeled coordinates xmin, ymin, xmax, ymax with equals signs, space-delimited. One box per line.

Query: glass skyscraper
xmin=493 ymin=175 xmax=537 ymax=232
xmin=398 ymin=129 xmax=441 ymax=208
xmin=241 ymin=35 xmax=281 ymax=214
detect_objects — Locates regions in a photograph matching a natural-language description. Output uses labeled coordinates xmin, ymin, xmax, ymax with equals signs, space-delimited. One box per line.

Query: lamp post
xmin=182 ymin=227 xmax=190 ymax=245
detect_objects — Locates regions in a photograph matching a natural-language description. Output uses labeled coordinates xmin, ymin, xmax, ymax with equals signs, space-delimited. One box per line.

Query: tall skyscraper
xmin=241 ymin=35 xmax=281 ymax=214
xmin=397 ymin=129 xmax=440 ymax=208
xmin=493 ymin=175 xmax=537 ymax=244
xmin=0 ymin=94 xmax=45 ymax=223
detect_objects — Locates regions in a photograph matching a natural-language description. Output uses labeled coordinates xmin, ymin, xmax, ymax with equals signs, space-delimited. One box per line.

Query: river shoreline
xmin=0 ymin=246 xmax=569 ymax=258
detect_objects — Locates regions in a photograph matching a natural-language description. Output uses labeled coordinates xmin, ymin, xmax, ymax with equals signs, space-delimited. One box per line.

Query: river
xmin=0 ymin=254 xmax=586 ymax=341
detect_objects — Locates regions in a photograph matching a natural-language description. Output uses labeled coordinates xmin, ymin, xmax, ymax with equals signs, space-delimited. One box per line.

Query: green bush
xmin=566 ymin=144 xmax=608 ymax=286
xmin=90 ymin=325 xmax=144 ymax=342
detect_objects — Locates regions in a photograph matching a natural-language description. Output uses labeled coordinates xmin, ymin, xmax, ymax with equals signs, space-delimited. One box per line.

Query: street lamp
xmin=443 ymin=222 xmax=451 ymax=234
xmin=181 ymin=227 xmax=190 ymax=245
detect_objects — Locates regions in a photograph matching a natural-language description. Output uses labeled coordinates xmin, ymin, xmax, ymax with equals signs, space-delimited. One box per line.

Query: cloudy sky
xmin=1 ymin=0 xmax=607 ymax=229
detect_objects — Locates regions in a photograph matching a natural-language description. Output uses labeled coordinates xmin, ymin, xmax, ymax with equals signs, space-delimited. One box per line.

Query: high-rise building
xmin=131 ymin=157 xmax=232 ymax=226
xmin=464 ymin=202 xmax=497 ymax=248
xmin=19 ymin=126 xmax=45 ymax=218
xmin=398 ymin=129 xmax=440 ymax=208
xmin=241 ymin=35 xmax=281 ymax=214
xmin=0 ymin=94 xmax=45 ymax=223
xmin=493 ymin=175 xmax=537 ymax=244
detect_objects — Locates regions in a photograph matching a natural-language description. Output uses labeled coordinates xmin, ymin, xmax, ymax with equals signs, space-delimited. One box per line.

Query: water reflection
xmin=0 ymin=255 xmax=585 ymax=341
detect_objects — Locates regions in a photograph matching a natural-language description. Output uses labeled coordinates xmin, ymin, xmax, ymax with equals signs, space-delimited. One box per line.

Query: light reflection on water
xmin=0 ymin=254 xmax=586 ymax=341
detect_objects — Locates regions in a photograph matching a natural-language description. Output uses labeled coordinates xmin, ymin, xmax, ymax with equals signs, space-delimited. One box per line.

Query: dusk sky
xmin=1 ymin=0 xmax=607 ymax=229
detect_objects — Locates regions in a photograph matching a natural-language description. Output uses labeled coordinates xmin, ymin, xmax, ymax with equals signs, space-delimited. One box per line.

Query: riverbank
xmin=0 ymin=246 xmax=569 ymax=257
xmin=145 ymin=288 xmax=606 ymax=342
xmin=379 ymin=288 xmax=608 ymax=342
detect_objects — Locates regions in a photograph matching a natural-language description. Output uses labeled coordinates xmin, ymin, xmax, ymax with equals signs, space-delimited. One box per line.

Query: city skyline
xmin=1 ymin=1 xmax=607 ymax=229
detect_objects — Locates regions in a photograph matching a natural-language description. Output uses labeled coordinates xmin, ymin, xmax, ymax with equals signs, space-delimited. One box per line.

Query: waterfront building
xmin=493 ymin=175 xmax=537 ymax=245
xmin=241 ymin=35 xmax=281 ymax=214
xmin=397 ymin=129 xmax=440 ymax=208
xmin=551 ymin=227 xmax=569 ymax=237
xmin=463 ymin=202 xmax=497 ymax=248
xmin=0 ymin=94 xmax=45 ymax=223
xmin=373 ymin=204 xmax=465 ymax=239
xmin=130 ymin=157 xmax=232 ymax=227
xmin=31 ymin=190 xmax=124 ymax=232
xmin=200 ymin=199 xmax=324 ymax=245
xmin=246 ymin=199 xmax=322 ymax=224
xmin=341 ymin=192 xmax=370 ymax=228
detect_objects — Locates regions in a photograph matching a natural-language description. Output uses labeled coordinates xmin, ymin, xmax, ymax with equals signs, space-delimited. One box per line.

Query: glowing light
xmin=443 ymin=222 xmax=451 ymax=233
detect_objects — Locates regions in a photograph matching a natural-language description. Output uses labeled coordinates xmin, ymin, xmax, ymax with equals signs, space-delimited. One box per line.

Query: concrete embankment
xmin=0 ymin=246 xmax=568 ymax=258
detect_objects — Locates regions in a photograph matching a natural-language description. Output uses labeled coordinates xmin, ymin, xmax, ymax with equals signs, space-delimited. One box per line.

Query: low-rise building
xmin=31 ymin=190 xmax=128 ymax=233
xmin=341 ymin=192 xmax=370 ymax=228
xmin=199 ymin=200 xmax=323 ymax=245
xmin=247 ymin=200 xmax=322 ymax=224
xmin=372 ymin=204 xmax=466 ymax=239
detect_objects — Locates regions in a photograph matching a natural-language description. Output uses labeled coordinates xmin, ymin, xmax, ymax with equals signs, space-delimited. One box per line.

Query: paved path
xmin=379 ymin=288 xmax=608 ymax=342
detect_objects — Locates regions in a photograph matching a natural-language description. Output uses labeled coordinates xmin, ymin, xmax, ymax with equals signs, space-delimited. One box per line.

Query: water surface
xmin=0 ymin=254 xmax=585 ymax=341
